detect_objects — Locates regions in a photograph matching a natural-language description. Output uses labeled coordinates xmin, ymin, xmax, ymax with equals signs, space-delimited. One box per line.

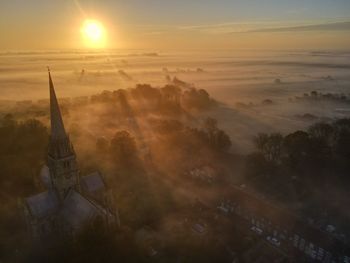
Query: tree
xmin=283 ymin=131 xmax=310 ymax=170
xmin=254 ymin=133 xmax=269 ymax=152
xmin=203 ymin=117 xmax=218 ymax=134
xmin=254 ymin=133 xmax=284 ymax=163
xmin=110 ymin=131 xmax=137 ymax=165
xmin=161 ymin=85 xmax=181 ymax=101
xmin=182 ymin=88 xmax=214 ymax=110
xmin=308 ymin=122 xmax=334 ymax=144
xmin=202 ymin=117 xmax=231 ymax=152
xmin=1 ymin=113 xmax=16 ymax=127
xmin=266 ymin=133 xmax=284 ymax=163
xmin=214 ymin=129 xmax=232 ymax=152
xmin=152 ymin=119 xmax=184 ymax=135
xmin=333 ymin=119 xmax=350 ymax=159
xmin=132 ymin=84 xmax=161 ymax=103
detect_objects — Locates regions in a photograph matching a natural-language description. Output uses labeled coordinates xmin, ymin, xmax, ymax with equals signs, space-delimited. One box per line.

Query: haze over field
xmin=1 ymin=50 xmax=350 ymax=101
xmin=1 ymin=50 xmax=350 ymax=152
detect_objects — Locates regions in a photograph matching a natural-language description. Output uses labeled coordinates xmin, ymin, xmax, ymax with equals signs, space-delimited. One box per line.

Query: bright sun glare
xmin=81 ymin=19 xmax=106 ymax=48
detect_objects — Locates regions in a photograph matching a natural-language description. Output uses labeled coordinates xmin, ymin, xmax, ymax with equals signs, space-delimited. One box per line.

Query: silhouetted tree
xmin=152 ymin=119 xmax=184 ymax=135
xmin=201 ymin=118 xmax=231 ymax=152
xmin=283 ymin=131 xmax=310 ymax=171
xmin=1 ymin=113 xmax=16 ymax=127
xmin=254 ymin=133 xmax=283 ymax=163
xmin=333 ymin=119 xmax=350 ymax=163
xmin=214 ymin=129 xmax=232 ymax=152
xmin=308 ymin=122 xmax=334 ymax=145
xmin=131 ymin=84 xmax=161 ymax=104
xmin=182 ymin=88 xmax=214 ymax=110
xmin=203 ymin=117 xmax=218 ymax=134
xmin=254 ymin=133 xmax=269 ymax=152
xmin=110 ymin=131 xmax=137 ymax=165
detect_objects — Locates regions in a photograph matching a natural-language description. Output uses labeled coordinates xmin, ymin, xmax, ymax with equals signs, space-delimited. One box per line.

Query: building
xmin=22 ymin=70 xmax=119 ymax=241
xmin=218 ymin=186 xmax=350 ymax=262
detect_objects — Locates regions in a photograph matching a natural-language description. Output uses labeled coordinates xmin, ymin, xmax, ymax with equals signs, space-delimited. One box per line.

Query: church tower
xmin=47 ymin=69 xmax=79 ymax=201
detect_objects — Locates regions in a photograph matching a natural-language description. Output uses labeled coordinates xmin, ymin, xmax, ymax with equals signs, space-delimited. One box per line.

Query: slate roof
xmin=81 ymin=172 xmax=106 ymax=194
xmin=223 ymin=186 xmax=350 ymax=253
xmin=60 ymin=190 xmax=102 ymax=230
xmin=25 ymin=188 xmax=109 ymax=231
xmin=25 ymin=191 xmax=58 ymax=219
xmin=40 ymin=165 xmax=51 ymax=188
xmin=25 ymin=167 xmax=110 ymax=228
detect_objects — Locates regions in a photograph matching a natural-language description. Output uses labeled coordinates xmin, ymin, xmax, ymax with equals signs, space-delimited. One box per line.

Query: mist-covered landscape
xmin=1 ymin=49 xmax=350 ymax=262
xmin=1 ymin=0 xmax=350 ymax=262
xmin=1 ymin=49 xmax=350 ymax=152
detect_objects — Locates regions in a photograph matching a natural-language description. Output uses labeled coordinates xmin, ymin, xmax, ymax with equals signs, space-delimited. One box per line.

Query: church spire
xmin=48 ymin=68 xmax=67 ymax=140
xmin=47 ymin=68 xmax=79 ymax=200
xmin=47 ymin=68 xmax=74 ymax=159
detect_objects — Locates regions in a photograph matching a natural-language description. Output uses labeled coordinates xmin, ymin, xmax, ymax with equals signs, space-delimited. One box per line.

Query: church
xmin=22 ymin=70 xmax=119 ymax=241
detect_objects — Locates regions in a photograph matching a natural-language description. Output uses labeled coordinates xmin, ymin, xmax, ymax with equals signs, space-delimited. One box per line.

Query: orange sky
xmin=0 ymin=1 xmax=349 ymax=50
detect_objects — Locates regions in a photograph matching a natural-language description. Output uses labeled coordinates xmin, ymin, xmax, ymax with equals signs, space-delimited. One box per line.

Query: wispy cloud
xmin=176 ymin=20 xmax=350 ymax=34
xmin=178 ymin=21 xmax=276 ymax=34
xmin=132 ymin=19 xmax=350 ymax=37
xmin=246 ymin=21 xmax=350 ymax=33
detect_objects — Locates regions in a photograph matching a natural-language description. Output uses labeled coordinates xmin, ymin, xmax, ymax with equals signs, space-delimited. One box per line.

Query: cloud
xmin=175 ymin=20 xmax=350 ymax=34
xmin=128 ymin=19 xmax=350 ymax=38
xmin=245 ymin=21 xmax=350 ymax=33
xmin=178 ymin=21 xmax=271 ymax=34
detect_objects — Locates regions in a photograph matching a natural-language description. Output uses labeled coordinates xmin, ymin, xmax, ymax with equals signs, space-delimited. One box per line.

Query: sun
xmin=81 ymin=19 xmax=106 ymax=48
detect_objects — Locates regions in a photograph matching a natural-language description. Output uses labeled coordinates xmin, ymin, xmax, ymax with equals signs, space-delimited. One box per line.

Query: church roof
xmin=25 ymin=188 xmax=110 ymax=231
xmin=40 ymin=165 xmax=51 ymax=188
xmin=81 ymin=172 xmax=106 ymax=193
xmin=25 ymin=191 xmax=59 ymax=219
xmin=60 ymin=190 xmax=104 ymax=230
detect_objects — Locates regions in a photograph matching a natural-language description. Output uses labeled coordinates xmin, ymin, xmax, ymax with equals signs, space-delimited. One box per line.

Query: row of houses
xmin=217 ymin=186 xmax=350 ymax=263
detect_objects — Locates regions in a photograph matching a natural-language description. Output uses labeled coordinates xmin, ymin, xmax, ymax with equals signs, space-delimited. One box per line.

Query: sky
xmin=0 ymin=0 xmax=350 ymax=50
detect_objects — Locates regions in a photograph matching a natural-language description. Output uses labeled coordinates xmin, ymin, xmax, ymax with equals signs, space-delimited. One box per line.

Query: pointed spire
xmin=48 ymin=68 xmax=67 ymax=140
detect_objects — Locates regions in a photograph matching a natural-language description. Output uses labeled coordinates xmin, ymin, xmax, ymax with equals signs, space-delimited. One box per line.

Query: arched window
xmin=63 ymin=161 xmax=70 ymax=169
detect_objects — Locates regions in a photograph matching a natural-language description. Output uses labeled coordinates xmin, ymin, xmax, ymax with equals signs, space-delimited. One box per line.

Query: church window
xmin=63 ymin=161 xmax=70 ymax=169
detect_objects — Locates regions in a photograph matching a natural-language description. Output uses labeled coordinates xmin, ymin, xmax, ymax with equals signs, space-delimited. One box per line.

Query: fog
xmin=1 ymin=50 xmax=350 ymax=262
xmin=1 ymin=49 xmax=350 ymax=153
xmin=1 ymin=50 xmax=350 ymax=100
